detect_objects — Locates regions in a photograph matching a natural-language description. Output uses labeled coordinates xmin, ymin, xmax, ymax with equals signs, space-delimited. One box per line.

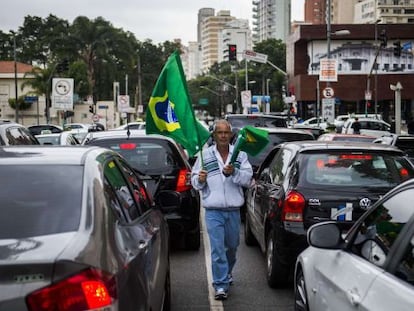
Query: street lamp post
xmin=11 ymin=31 xmax=19 ymax=123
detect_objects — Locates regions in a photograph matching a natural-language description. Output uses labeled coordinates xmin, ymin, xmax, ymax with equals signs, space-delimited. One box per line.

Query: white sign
xmin=319 ymin=59 xmax=338 ymax=82
xmin=322 ymin=98 xmax=335 ymax=123
xmin=323 ymin=87 xmax=334 ymax=98
xmin=241 ymin=90 xmax=251 ymax=108
xmin=92 ymin=114 xmax=100 ymax=122
xmin=52 ymin=78 xmax=74 ymax=110
xmin=365 ymin=90 xmax=372 ymax=100
xmin=117 ymin=95 xmax=130 ymax=113
xmin=242 ymin=50 xmax=268 ymax=64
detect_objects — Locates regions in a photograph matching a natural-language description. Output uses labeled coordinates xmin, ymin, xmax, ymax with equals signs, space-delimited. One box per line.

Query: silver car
xmin=294 ymin=178 xmax=414 ymax=311
xmin=0 ymin=146 xmax=179 ymax=310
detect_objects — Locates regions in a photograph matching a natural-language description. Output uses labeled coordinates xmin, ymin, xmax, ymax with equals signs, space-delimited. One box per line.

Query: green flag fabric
xmin=146 ymin=51 xmax=210 ymax=157
xmin=230 ymin=126 xmax=269 ymax=164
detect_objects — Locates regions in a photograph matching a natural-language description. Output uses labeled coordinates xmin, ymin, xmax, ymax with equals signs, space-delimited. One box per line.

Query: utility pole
xmin=12 ymin=31 xmax=19 ymax=123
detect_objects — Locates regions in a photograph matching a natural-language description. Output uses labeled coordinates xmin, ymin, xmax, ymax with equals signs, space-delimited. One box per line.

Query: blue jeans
xmin=205 ymin=209 xmax=240 ymax=291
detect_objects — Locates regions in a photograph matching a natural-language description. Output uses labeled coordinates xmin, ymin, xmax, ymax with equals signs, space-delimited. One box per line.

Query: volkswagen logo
xmin=359 ymin=198 xmax=372 ymax=210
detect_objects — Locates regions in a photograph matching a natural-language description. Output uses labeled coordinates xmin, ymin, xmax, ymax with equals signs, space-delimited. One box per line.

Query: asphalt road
xmin=170 ymin=209 xmax=295 ymax=311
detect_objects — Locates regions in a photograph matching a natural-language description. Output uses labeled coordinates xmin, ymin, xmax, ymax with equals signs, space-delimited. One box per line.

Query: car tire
xmin=162 ymin=267 xmax=171 ymax=311
xmin=266 ymin=229 xmax=289 ymax=288
xmin=185 ymin=229 xmax=200 ymax=251
xmin=294 ymin=267 xmax=309 ymax=311
xmin=244 ymin=214 xmax=257 ymax=246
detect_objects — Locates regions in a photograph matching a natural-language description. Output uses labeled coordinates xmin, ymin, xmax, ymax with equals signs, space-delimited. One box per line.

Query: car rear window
xmin=248 ymin=132 xmax=314 ymax=168
xmin=0 ymin=165 xmax=83 ymax=239
xmin=299 ymin=152 xmax=414 ymax=188
xmin=227 ymin=116 xmax=287 ymax=128
xmin=89 ymin=139 xmax=179 ymax=174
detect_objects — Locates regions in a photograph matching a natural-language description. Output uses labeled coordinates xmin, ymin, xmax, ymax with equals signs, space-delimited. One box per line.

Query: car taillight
xmin=282 ymin=191 xmax=305 ymax=222
xmin=26 ymin=268 xmax=116 ymax=311
xmin=176 ymin=168 xmax=192 ymax=192
xmin=119 ymin=143 xmax=137 ymax=149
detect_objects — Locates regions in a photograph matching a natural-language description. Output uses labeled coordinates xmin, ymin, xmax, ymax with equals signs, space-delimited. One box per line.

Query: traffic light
xmin=379 ymin=29 xmax=387 ymax=47
xmin=393 ymin=41 xmax=402 ymax=57
xmin=89 ymin=105 xmax=94 ymax=114
xmin=56 ymin=59 xmax=69 ymax=73
xmin=228 ymin=44 xmax=237 ymax=61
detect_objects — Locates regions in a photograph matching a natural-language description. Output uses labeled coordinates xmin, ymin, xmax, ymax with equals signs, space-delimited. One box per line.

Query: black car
xmin=244 ymin=141 xmax=414 ymax=287
xmin=0 ymin=146 xmax=179 ymax=310
xmin=225 ymin=113 xmax=288 ymax=131
xmin=0 ymin=120 xmax=39 ymax=145
xmin=374 ymin=133 xmax=414 ymax=162
xmin=83 ymin=130 xmax=201 ymax=250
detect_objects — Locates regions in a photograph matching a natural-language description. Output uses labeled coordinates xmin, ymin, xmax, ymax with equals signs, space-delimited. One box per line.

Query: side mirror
xmin=307 ymin=221 xmax=343 ymax=249
xmin=155 ymin=190 xmax=182 ymax=213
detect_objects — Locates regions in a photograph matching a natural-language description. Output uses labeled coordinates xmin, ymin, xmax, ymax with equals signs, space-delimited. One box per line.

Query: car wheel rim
xmin=295 ymin=270 xmax=307 ymax=311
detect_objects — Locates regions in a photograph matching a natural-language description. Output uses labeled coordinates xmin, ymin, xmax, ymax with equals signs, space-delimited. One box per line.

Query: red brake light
xmin=119 ymin=143 xmax=137 ymax=150
xmin=282 ymin=191 xmax=305 ymax=222
xmin=26 ymin=268 xmax=116 ymax=311
xmin=340 ymin=154 xmax=372 ymax=160
xmin=176 ymin=168 xmax=192 ymax=192
xmin=400 ymin=167 xmax=409 ymax=177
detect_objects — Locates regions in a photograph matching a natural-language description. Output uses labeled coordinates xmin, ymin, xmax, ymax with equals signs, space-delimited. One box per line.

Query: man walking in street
xmin=191 ymin=119 xmax=253 ymax=300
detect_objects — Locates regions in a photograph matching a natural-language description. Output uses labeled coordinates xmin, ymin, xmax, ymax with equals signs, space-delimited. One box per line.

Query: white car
xmin=342 ymin=117 xmax=391 ymax=137
xmin=114 ymin=122 xmax=146 ymax=130
xmin=294 ymin=178 xmax=414 ymax=311
xmin=300 ymin=117 xmax=329 ymax=130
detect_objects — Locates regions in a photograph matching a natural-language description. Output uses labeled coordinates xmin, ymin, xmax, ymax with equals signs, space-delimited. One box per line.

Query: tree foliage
xmin=1 ymin=15 xmax=287 ymax=116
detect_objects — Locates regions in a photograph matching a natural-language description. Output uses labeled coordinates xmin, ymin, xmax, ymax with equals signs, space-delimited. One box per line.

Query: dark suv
xmin=245 ymin=141 xmax=414 ymax=287
xmin=0 ymin=120 xmax=39 ymax=145
xmin=83 ymin=130 xmax=201 ymax=250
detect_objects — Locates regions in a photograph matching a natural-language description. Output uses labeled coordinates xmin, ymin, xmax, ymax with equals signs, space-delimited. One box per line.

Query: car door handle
xmin=346 ymin=288 xmax=361 ymax=306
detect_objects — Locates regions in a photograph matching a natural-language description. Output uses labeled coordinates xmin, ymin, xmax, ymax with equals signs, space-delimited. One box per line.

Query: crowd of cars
xmin=1 ymin=112 xmax=414 ymax=309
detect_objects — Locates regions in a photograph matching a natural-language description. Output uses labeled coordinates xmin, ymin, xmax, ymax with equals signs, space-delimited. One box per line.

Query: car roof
xmin=83 ymin=130 xmax=178 ymax=144
xmin=225 ymin=113 xmax=286 ymax=119
xmin=318 ymin=133 xmax=376 ymax=139
xmin=256 ymin=127 xmax=315 ymax=135
xmin=0 ymin=146 xmax=105 ymax=165
xmin=280 ymin=140 xmax=404 ymax=153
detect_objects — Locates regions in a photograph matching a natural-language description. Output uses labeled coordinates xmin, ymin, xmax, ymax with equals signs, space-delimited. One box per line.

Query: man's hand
xmin=198 ymin=169 xmax=208 ymax=183
xmin=222 ymin=164 xmax=234 ymax=177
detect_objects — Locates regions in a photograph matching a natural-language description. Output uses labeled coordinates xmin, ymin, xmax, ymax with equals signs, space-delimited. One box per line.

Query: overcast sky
xmin=0 ymin=0 xmax=304 ymax=44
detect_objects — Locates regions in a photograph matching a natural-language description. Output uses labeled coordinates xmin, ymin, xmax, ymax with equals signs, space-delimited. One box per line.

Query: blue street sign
xmin=24 ymin=95 xmax=38 ymax=103
xmin=98 ymin=105 xmax=109 ymax=109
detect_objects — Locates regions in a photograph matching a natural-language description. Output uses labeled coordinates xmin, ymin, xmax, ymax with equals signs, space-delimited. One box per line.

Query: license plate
xmin=331 ymin=203 xmax=353 ymax=221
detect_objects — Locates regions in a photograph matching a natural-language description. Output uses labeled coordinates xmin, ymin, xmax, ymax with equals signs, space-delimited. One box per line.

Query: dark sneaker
xmin=228 ymin=274 xmax=233 ymax=285
xmin=214 ymin=288 xmax=228 ymax=300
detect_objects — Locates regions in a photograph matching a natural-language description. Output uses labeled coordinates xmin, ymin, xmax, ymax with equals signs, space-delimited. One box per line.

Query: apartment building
xmin=252 ymin=0 xmax=291 ymax=43
xmin=355 ymin=0 xmax=414 ymax=23
xmin=200 ymin=10 xmax=236 ymax=72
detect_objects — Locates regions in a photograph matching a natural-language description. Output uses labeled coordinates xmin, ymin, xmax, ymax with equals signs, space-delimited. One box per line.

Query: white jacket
xmin=191 ymin=144 xmax=253 ymax=210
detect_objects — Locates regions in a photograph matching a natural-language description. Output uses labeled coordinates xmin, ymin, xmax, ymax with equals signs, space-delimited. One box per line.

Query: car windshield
xmin=299 ymin=152 xmax=414 ymax=188
xmin=0 ymin=165 xmax=83 ymax=239
xmin=88 ymin=139 xmax=179 ymax=174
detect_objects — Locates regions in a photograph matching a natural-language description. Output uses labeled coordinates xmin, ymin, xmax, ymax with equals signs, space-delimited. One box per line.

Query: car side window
xmin=394 ymin=234 xmax=414 ymax=286
xmin=352 ymin=188 xmax=414 ymax=267
xmin=117 ymin=159 xmax=152 ymax=213
xmin=270 ymin=149 xmax=292 ymax=184
xmin=104 ymin=159 xmax=141 ymax=222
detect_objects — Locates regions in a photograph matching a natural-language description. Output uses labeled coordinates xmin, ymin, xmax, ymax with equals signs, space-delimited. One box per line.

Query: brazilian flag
xmin=146 ymin=50 xmax=210 ymax=157
xmin=230 ymin=126 xmax=269 ymax=164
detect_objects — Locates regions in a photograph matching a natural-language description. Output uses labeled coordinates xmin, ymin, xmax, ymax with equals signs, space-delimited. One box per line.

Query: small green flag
xmin=230 ymin=126 xmax=269 ymax=164
xmin=146 ymin=51 xmax=210 ymax=157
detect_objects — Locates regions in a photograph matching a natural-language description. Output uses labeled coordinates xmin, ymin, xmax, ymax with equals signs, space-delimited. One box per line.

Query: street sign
xmin=365 ymin=90 xmax=372 ymax=100
xmin=92 ymin=114 xmax=100 ymax=122
xmin=98 ymin=105 xmax=108 ymax=109
xmin=242 ymin=50 xmax=268 ymax=64
xmin=241 ymin=90 xmax=251 ymax=108
xmin=52 ymin=78 xmax=74 ymax=110
xmin=323 ymin=87 xmax=334 ymax=98
xmin=319 ymin=59 xmax=338 ymax=82
xmin=322 ymin=98 xmax=335 ymax=123
xmin=24 ymin=95 xmax=38 ymax=103
xmin=117 ymin=95 xmax=130 ymax=113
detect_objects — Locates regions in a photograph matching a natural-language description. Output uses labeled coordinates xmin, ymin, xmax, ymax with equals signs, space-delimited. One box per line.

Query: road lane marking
xmin=201 ymin=207 xmax=224 ymax=310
